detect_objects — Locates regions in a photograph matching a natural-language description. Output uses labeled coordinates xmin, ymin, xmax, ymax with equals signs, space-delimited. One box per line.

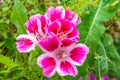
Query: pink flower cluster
xmin=79 ymin=71 xmax=118 ymax=80
xmin=16 ymin=6 xmax=89 ymax=77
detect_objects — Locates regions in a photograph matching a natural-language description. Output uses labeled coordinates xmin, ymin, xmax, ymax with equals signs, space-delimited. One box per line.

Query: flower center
xmin=56 ymin=50 xmax=67 ymax=59
xmin=35 ymin=32 xmax=43 ymax=41
xmin=57 ymin=32 xmax=68 ymax=40
xmin=69 ymin=15 xmax=73 ymax=19
xmin=35 ymin=31 xmax=48 ymax=41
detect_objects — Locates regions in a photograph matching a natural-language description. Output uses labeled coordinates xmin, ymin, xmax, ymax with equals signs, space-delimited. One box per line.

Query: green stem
xmin=29 ymin=51 xmax=33 ymax=65
xmin=98 ymin=58 xmax=101 ymax=80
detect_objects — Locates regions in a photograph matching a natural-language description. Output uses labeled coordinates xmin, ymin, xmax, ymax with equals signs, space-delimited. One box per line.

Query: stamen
xmin=56 ymin=50 xmax=67 ymax=59
xmin=35 ymin=32 xmax=42 ymax=41
xmin=57 ymin=32 xmax=68 ymax=39
xmin=69 ymin=15 xmax=72 ymax=19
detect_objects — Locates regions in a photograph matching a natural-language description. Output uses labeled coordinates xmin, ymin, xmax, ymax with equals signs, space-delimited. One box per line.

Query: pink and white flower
xmin=45 ymin=6 xmax=81 ymax=25
xmin=16 ymin=6 xmax=81 ymax=53
xmin=48 ymin=19 xmax=80 ymax=46
xmin=37 ymin=38 xmax=89 ymax=77
xmin=16 ymin=6 xmax=90 ymax=78
xmin=16 ymin=14 xmax=48 ymax=52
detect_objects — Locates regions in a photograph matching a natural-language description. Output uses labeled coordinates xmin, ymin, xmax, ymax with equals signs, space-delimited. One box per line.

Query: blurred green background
xmin=0 ymin=0 xmax=120 ymax=80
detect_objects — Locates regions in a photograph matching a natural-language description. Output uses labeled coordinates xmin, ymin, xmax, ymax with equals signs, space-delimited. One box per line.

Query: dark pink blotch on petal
xmin=48 ymin=21 xmax=61 ymax=34
xmin=46 ymin=6 xmax=63 ymax=22
xmin=59 ymin=19 xmax=79 ymax=43
xmin=61 ymin=39 xmax=75 ymax=47
xmin=60 ymin=61 xmax=77 ymax=76
xmin=25 ymin=14 xmax=47 ymax=34
xmin=38 ymin=15 xmax=47 ymax=34
xmin=38 ymin=56 xmax=56 ymax=77
xmin=67 ymin=26 xmax=79 ymax=38
xmin=60 ymin=19 xmax=73 ymax=33
xmin=25 ymin=14 xmax=39 ymax=34
xmin=39 ymin=36 xmax=60 ymax=52
xmin=16 ymin=39 xmax=33 ymax=52
xmin=70 ymin=44 xmax=89 ymax=65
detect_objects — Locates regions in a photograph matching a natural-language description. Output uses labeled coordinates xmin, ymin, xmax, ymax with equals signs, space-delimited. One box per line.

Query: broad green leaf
xmin=102 ymin=34 xmax=120 ymax=61
xmin=95 ymin=34 xmax=120 ymax=79
xmin=114 ymin=38 xmax=120 ymax=55
xmin=102 ymin=34 xmax=120 ymax=79
xmin=11 ymin=0 xmax=27 ymax=34
xmin=95 ymin=42 xmax=109 ymax=79
xmin=0 ymin=55 xmax=17 ymax=69
xmin=109 ymin=61 xmax=120 ymax=79
xmin=77 ymin=0 xmax=120 ymax=77
xmin=79 ymin=0 xmax=120 ymax=45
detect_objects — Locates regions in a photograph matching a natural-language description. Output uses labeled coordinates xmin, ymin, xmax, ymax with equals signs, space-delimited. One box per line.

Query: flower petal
xmin=60 ymin=19 xmax=74 ymax=34
xmin=61 ymin=36 xmax=79 ymax=47
xmin=39 ymin=35 xmax=60 ymax=52
xmin=45 ymin=6 xmax=64 ymax=22
xmin=65 ymin=9 xmax=81 ymax=25
xmin=48 ymin=20 xmax=61 ymax=34
xmin=67 ymin=25 xmax=79 ymax=38
xmin=69 ymin=44 xmax=89 ymax=65
xmin=37 ymin=54 xmax=56 ymax=78
xmin=89 ymin=71 xmax=96 ymax=80
xmin=48 ymin=19 xmax=74 ymax=34
xmin=61 ymin=38 xmax=76 ymax=47
xmin=25 ymin=14 xmax=47 ymax=35
xmin=65 ymin=9 xmax=77 ymax=21
xmin=101 ymin=76 xmax=110 ymax=80
xmin=48 ymin=19 xmax=78 ymax=43
xmin=16 ymin=35 xmax=36 ymax=53
xmin=78 ymin=77 xmax=83 ymax=80
xmin=57 ymin=61 xmax=77 ymax=76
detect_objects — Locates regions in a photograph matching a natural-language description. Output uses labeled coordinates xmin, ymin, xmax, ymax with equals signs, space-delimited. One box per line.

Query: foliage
xmin=0 ymin=0 xmax=120 ymax=80
xmin=11 ymin=0 xmax=28 ymax=34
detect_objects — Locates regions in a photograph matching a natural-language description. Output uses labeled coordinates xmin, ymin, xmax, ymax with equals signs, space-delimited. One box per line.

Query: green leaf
xmin=11 ymin=0 xmax=27 ymax=34
xmin=4 ymin=37 xmax=16 ymax=50
xmin=0 ymin=55 xmax=17 ymax=69
xmin=77 ymin=0 xmax=120 ymax=77
xmin=95 ymin=34 xmax=120 ymax=79
xmin=109 ymin=61 xmax=120 ymax=79
xmin=102 ymin=34 xmax=120 ymax=61
xmin=95 ymin=42 xmax=109 ymax=79
xmin=79 ymin=0 xmax=120 ymax=45
xmin=102 ymin=34 xmax=120 ymax=79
